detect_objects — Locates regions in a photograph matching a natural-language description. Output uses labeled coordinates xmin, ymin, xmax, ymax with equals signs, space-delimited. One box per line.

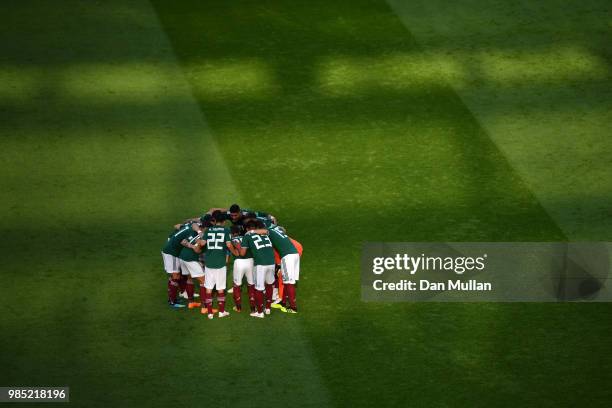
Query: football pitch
xmin=1 ymin=0 xmax=611 ymax=406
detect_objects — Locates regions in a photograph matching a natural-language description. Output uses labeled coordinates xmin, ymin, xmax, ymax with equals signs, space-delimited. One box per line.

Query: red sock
xmin=247 ymin=284 xmax=256 ymax=312
xmin=199 ymin=285 xmax=207 ymax=305
xmin=168 ymin=279 xmax=179 ymax=303
xmin=265 ymin=284 xmax=273 ymax=309
xmin=178 ymin=275 xmax=188 ymax=292
xmin=255 ymin=290 xmax=264 ymax=313
xmin=186 ymin=282 xmax=195 ymax=301
xmin=205 ymin=292 xmax=213 ymax=314
xmin=285 ymin=283 xmax=297 ymax=310
xmin=233 ymin=285 xmax=241 ymax=309
xmin=218 ymin=292 xmax=225 ymax=313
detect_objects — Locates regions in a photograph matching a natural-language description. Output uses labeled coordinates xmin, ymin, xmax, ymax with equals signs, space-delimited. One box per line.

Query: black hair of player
xmin=211 ymin=210 xmax=226 ymax=223
xmin=229 ymin=204 xmax=241 ymax=214
xmin=255 ymin=219 xmax=266 ymax=229
xmin=230 ymin=225 xmax=243 ymax=236
xmin=244 ymin=220 xmax=257 ymax=230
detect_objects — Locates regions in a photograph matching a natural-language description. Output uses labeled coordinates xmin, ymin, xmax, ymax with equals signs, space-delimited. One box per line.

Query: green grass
xmin=1 ymin=0 xmax=611 ymax=407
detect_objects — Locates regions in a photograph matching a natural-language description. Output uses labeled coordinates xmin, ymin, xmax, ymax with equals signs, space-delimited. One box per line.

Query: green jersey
xmin=241 ymin=232 xmax=275 ymax=266
xmin=267 ymin=225 xmax=298 ymax=257
xmin=241 ymin=208 xmax=268 ymax=218
xmin=163 ymin=224 xmax=194 ymax=257
xmin=230 ymin=208 xmax=274 ymax=227
xmin=178 ymin=230 xmax=204 ymax=262
xmin=251 ymin=210 xmax=275 ymax=227
xmin=232 ymin=235 xmax=252 ymax=260
xmin=257 ymin=215 xmax=273 ymax=227
xmin=166 ymin=222 xmax=189 ymax=239
xmin=204 ymin=226 xmax=231 ymax=268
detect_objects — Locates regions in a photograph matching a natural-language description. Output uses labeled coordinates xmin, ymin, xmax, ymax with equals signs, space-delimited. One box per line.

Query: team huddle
xmin=161 ymin=204 xmax=302 ymax=319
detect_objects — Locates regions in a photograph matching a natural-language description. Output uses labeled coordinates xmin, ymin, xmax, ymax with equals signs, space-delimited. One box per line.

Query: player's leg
xmin=282 ymin=254 xmax=300 ymax=313
xmin=168 ymin=272 xmax=182 ymax=307
xmin=216 ymin=267 xmax=229 ymax=317
xmin=163 ymin=252 xmax=184 ymax=308
xmin=183 ymin=261 xmax=204 ymax=309
xmin=186 ymin=277 xmax=196 ymax=303
xmin=178 ymin=273 xmax=188 ymax=297
xmin=271 ymin=267 xmax=287 ymax=312
xmin=182 ymin=261 xmax=196 ymax=306
xmin=179 ymin=266 xmax=199 ymax=300
xmin=232 ymin=260 xmax=245 ymax=312
xmin=251 ymin=265 xmax=265 ymax=318
xmin=272 ymin=264 xmax=281 ymax=303
xmin=264 ymin=265 xmax=275 ymax=314
xmin=225 ymin=253 xmax=230 ymax=294
xmin=244 ymin=259 xmax=256 ymax=313
xmin=203 ymin=267 xmax=216 ymax=319
xmin=185 ymin=263 xmax=199 ymax=308
xmin=195 ymin=275 xmax=206 ymax=308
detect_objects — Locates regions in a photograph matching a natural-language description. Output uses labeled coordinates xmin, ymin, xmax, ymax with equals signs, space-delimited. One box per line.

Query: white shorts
xmin=280 ymin=253 xmax=300 ymax=284
xmin=205 ymin=266 xmax=227 ymax=291
xmin=180 ymin=260 xmax=204 ymax=278
xmin=233 ymin=258 xmax=254 ymax=286
xmin=162 ymin=252 xmax=180 ymax=274
xmin=254 ymin=264 xmax=275 ymax=291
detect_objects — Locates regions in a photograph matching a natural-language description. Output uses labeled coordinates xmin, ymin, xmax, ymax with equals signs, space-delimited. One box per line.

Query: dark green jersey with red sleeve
xmin=204 ymin=226 xmax=231 ymax=268
xmin=267 ymin=225 xmax=298 ymax=257
xmin=178 ymin=230 xmax=204 ymax=262
xmin=166 ymin=222 xmax=191 ymax=240
xmin=232 ymin=235 xmax=252 ymax=260
xmin=241 ymin=232 xmax=275 ymax=266
xmin=163 ymin=224 xmax=194 ymax=257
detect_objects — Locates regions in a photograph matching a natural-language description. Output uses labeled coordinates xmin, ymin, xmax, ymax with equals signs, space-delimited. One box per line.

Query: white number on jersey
xmin=206 ymin=232 xmax=225 ymax=250
xmin=252 ymin=234 xmax=272 ymax=250
xmin=271 ymin=227 xmax=288 ymax=239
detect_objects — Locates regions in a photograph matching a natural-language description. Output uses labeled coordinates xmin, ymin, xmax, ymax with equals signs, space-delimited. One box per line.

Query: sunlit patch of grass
xmin=317 ymin=47 xmax=608 ymax=95
xmin=60 ymin=59 xmax=277 ymax=103
xmin=62 ymin=63 xmax=178 ymax=101
xmin=479 ymin=47 xmax=609 ymax=85
xmin=184 ymin=58 xmax=279 ymax=100
xmin=317 ymin=53 xmax=465 ymax=95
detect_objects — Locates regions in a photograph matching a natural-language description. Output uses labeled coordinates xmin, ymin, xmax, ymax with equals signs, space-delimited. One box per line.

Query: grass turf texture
xmin=1 ymin=0 xmax=611 ymax=407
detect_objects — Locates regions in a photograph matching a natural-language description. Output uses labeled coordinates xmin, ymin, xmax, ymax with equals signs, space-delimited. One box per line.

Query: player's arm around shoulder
xmin=193 ymin=237 xmax=207 ymax=254
xmin=235 ymin=235 xmax=249 ymax=257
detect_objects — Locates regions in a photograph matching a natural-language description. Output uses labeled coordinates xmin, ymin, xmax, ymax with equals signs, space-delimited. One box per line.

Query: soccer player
xmin=161 ymin=222 xmax=200 ymax=308
xmin=177 ymin=225 xmax=207 ymax=308
xmin=229 ymin=226 xmax=256 ymax=313
xmin=201 ymin=211 xmax=234 ymax=319
xmin=165 ymin=221 xmax=195 ymax=302
xmin=208 ymin=204 xmax=277 ymax=228
xmin=267 ymin=226 xmax=301 ymax=313
xmin=234 ymin=220 xmax=276 ymax=318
